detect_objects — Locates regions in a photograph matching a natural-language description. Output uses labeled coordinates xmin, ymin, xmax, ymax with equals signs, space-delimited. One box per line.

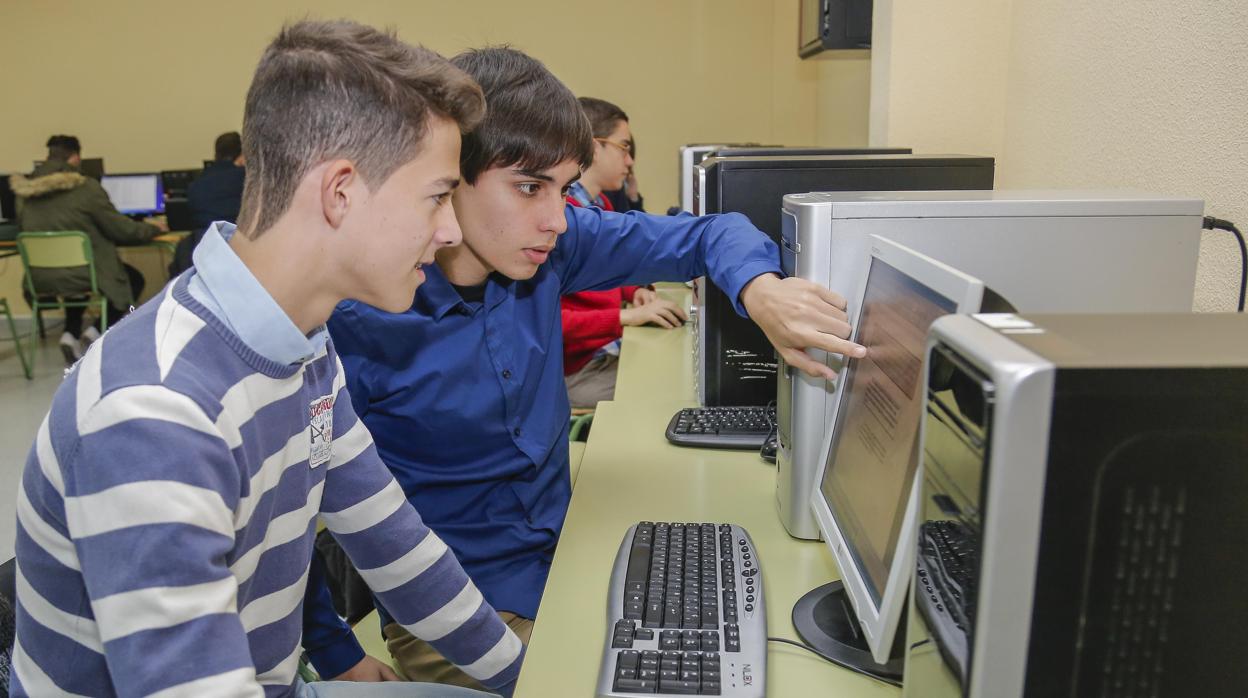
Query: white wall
xmin=871 ymin=0 xmax=1248 ymax=311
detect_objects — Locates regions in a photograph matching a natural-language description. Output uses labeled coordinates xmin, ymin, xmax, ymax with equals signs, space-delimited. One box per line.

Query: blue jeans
xmin=294 ymin=677 xmax=498 ymax=697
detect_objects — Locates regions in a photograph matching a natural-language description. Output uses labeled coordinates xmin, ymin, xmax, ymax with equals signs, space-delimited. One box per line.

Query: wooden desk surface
xmin=515 ymin=288 xmax=899 ymax=697
xmin=0 ymin=231 xmax=186 ymax=248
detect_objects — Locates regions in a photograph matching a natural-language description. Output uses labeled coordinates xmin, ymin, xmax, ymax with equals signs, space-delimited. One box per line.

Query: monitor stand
xmin=791 ymin=581 xmax=905 ymax=682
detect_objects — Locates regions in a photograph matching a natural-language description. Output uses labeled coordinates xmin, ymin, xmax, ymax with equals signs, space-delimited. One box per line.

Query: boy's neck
xmin=229 ymin=223 xmax=339 ymax=335
xmin=437 ymin=244 xmax=492 ymax=287
xmin=580 ymin=174 xmax=604 ymax=202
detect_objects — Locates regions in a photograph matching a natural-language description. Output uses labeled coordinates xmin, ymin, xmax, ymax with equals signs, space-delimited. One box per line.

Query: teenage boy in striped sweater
xmin=10 ymin=21 xmax=522 ymax=698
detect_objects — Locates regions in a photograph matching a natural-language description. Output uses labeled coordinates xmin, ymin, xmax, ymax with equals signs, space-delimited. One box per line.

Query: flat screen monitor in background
xmin=0 ymin=175 xmax=16 ymax=222
xmin=795 ymin=235 xmax=985 ymax=682
xmin=79 ymin=158 xmax=104 ymax=180
xmin=101 ymin=173 xmax=164 ymax=216
xmin=161 ymin=169 xmax=202 ymax=199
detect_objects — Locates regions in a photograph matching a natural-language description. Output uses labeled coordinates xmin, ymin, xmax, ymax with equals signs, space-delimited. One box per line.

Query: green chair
xmin=569 ymin=411 xmax=594 ymax=441
xmin=0 ymin=298 xmax=32 ymax=379
xmin=17 ymin=231 xmax=109 ymax=351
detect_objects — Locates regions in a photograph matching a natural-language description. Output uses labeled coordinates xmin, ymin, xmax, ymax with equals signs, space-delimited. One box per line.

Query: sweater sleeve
xmin=318 ymin=356 xmax=525 ymax=693
xmin=560 ymin=296 xmax=623 ymax=349
xmin=300 ymin=552 xmax=366 ymax=678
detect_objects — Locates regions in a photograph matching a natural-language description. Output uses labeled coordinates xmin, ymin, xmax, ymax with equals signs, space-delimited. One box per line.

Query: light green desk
xmin=515 ymin=289 xmax=899 ymax=697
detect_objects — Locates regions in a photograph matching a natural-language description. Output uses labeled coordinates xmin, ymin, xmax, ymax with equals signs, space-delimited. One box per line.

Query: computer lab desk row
xmin=514 ymin=287 xmax=899 ymax=697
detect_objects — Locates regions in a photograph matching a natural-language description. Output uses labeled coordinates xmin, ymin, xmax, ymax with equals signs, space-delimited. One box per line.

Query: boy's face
xmin=340 ymin=115 xmax=463 ymax=311
xmin=590 ymin=120 xmax=634 ymax=192
xmin=451 ymin=158 xmax=581 ymax=281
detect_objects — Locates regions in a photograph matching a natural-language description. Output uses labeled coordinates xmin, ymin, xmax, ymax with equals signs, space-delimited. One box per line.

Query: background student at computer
xmin=562 ymin=96 xmax=687 ymax=409
xmin=169 ymin=130 xmax=247 ymax=275
xmin=8 ymin=134 xmax=167 ymax=365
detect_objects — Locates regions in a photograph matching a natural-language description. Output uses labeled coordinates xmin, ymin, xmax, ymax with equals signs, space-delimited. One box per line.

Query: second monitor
xmin=793 ymin=234 xmax=987 ymax=682
xmin=100 ymin=173 xmax=164 ymax=217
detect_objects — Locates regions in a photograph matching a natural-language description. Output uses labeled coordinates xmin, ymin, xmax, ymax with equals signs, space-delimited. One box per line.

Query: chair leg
xmin=100 ymin=299 xmax=109 ymax=333
xmin=1 ymin=299 xmax=32 ymax=379
xmin=36 ymin=307 xmax=45 ymax=339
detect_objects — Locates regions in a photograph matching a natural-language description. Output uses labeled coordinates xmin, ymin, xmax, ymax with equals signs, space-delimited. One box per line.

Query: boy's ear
xmin=320 ymin=160 xmax=357 ymax=229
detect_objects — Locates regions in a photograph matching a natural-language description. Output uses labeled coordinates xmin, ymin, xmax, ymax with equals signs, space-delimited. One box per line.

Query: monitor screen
xmin=101 ymin=174 xmax=163 ymax=216
xmin=0 ymin=175 xmax=15 ymax=221
xmin=820 ymin=256 xmax=957 ymax=605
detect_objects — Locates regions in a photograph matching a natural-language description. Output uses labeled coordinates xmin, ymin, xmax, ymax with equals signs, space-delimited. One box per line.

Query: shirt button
xmin=502 ymin=369 xmax=512 ymax=379
xmin=513 ymin=427 xmax=522 ymax=437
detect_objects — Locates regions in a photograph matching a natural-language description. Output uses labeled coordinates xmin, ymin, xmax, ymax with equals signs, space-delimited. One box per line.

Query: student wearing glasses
xmin=561 ymin=97 xmax=684 ymax=408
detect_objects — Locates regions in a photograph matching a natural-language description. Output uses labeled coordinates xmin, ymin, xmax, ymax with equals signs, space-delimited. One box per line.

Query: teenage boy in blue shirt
xmin=11 ymin=22 xmax=522 ymax=698
xmin=307 ymin=47 xmax=864 ymax=687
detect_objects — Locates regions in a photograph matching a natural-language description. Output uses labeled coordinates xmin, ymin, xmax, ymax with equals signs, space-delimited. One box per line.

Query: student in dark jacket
xmin=170 ymin=132 xmax=246 ymax=276
xmin=10 ymin=135 xmax=166 ymax=364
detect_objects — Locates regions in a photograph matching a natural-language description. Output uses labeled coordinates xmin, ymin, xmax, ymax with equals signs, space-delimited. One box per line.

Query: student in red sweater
xmin=562 ymin=97 xmax=686 ymax=408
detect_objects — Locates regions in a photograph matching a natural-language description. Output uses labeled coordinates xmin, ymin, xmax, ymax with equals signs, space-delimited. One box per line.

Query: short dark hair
xmin=578 ymin=97 xmax=629 ymax=139
xmin=237 ymin=20 xmax=486 ymax=236
xmin=214 ymin=131 xmax=242 ymax=161
xmin=451 ymin=47 xmax=593 ymax=185
xmin=45 ymin=134 xmax=81 ymax=161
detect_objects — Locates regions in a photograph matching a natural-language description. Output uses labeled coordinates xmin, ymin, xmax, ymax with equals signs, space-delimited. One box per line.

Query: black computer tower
xmin=693 ymin=154 xmax=995 ymax=406
xmin=905 ymin=313 xmax=1248 ymax=698
xmin=711 ymin=146 xmax=910 ymax=159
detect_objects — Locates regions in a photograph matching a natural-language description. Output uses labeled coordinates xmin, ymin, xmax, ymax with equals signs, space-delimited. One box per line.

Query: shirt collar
xmin=567 ymin=181 xmax=594 ymax=207
xmin=417 ymin=263 xmax=515 ymax=320
xmin=190 ymin=222 xmax=327 ymax=365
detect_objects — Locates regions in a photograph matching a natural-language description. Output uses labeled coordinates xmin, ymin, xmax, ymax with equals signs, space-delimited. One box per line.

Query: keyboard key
xmin=660 ymin=679 xmax=701 ymax=694
xmin=615 ymin=677 xmax=657 ymax=692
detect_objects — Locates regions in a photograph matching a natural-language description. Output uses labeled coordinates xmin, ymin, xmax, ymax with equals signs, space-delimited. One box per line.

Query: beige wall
xmin=0 ymin=0 xmax=869 ymax=213
xmin=870 ymin=0 xmax=1248 ymax=311
xmin=0 ymin=0 xmax=871 ymax=313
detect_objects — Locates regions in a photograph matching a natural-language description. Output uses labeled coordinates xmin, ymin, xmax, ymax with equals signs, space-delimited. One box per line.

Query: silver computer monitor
xmin=797 ymin=235 xmax=984 ymax=679
xmin=100 ymin=173 xmax=163 ymax=216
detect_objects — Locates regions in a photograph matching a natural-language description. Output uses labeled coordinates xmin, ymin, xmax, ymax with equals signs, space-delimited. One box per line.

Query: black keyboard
xmin=915 ymin=520 xmax=979 ymax=682
xmin=596 ymin=522 xmax=766 ymax=697
xmin=664 ymin=407 xmax=775 ymax=450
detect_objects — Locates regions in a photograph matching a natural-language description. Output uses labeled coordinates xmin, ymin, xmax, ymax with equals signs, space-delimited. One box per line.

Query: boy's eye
xmin=517 ymin=182 xmax=540 ymax=196
xmin=433 ymin=192 xmax=450 ymax=206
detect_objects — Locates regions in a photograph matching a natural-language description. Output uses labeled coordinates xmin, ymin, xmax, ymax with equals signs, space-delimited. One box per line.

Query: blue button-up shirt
xmin=320 ymin=204 xmax=780 ymax=637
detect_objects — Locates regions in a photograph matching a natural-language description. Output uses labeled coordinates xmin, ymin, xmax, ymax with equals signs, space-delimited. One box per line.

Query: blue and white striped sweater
xmin=10 ymin=277 xmax=524 ymax=696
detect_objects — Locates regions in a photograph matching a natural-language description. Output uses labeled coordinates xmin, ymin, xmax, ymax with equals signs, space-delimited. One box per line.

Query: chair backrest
xmin=17 ymin=231 xmax=99 ymax=300
xmin=17 ymin=231 xmax=92 ymax=269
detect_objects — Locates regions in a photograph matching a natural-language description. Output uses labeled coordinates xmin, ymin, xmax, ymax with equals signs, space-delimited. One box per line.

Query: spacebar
xmin=715 ymin=427 xmax=766 ymax=436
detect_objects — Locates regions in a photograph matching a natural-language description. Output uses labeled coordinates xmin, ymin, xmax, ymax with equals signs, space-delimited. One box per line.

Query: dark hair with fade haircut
xmin=578 ymin=97 xmax=629 ymax=139
xmin=214 ymin=131 xmax=242 ymax=161
xmin=45 ymin=135 xmax=81 ymax=161
xmin=237 ymin=19 xmax=486 ymax=237
xmin=451 ymin=47 xmax=593 ymax=185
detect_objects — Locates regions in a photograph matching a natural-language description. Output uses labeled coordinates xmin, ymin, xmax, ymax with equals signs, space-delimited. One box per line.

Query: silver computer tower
xmin=778 ymin=191 xmax=1203 ymax=539
xmin=903 ymin=312 xmax=1248 ymax=697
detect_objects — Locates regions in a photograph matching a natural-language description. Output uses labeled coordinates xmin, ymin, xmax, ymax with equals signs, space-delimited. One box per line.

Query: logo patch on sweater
xmin=308 ymin=394 xmax=335 ymax=468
